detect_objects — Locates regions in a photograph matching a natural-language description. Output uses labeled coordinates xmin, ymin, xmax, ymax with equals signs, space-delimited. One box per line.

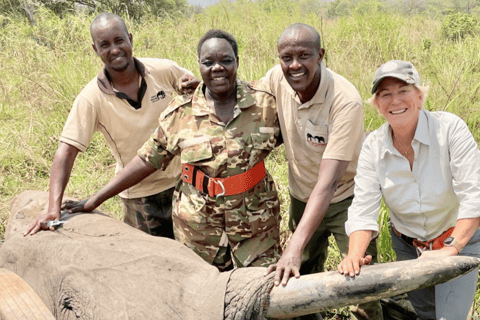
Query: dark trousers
xmin=121 ymin=187 xmax=175 ymax=238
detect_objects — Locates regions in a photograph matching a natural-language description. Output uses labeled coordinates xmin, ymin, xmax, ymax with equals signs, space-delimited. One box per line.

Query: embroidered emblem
xmin=306 ymin=132 xmax=327 ymax=147
xmin=151 ymin=90 xmax=166 ymax=102
xmin=381 ymin=61 xmax=398 ymax=72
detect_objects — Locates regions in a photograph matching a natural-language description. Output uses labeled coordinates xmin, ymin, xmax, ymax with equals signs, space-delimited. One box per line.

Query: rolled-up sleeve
xmin=448 ymin=117 xmax=480 ymax=220
xmin=345 ymin=139 xmax=383 ymax=238
xmin=138 ymin=123 xmax=176 ymax=171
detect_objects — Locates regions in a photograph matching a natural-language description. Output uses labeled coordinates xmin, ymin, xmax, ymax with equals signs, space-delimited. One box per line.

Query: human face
xmin=277 ymin=33 xmax=324 ymax=103
xmin=199 ymin=38 xmax=238 ymax=98
xmin=374 ymin=77 xmax=423 ymax=128
xmin=92 ymin=19 xmax=133 ymax=73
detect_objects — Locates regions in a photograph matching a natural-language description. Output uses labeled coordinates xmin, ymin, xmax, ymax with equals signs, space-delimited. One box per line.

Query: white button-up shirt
xmin=346 ymin=110 xmax=480 ymax=241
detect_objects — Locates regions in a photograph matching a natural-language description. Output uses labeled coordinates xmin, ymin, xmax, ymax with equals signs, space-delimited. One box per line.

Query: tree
xmin=0 ymin=0 xmax=190 ymax=23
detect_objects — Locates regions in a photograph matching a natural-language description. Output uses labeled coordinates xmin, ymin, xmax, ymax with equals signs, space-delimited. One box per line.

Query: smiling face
xmin=277 ymin=30 xmax=324 ymax=103
xmin=92 ymin=18 xmax=133 ymax=74
xmin=198 ymin=38 xmax=238 ymax=98
xmin=374 ymin=77 xmax=423 ymax=129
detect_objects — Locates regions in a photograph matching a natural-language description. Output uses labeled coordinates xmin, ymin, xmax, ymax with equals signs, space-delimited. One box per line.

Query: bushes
xmin=442 ymin=12 xmax=479 ymax=40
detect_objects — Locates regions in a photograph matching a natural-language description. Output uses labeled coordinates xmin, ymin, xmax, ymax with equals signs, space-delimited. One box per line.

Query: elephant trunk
xmin=267 ymin=256 xmax=480 ymax=319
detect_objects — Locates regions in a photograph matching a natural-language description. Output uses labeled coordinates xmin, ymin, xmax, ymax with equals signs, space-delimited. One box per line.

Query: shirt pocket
xmin=175 ymin=186 xmax=207 ymax=225
xmin=179 ymin=138 xmax=213 ymax=164
xmin=305 ymin=120 xmax=328 ymax=151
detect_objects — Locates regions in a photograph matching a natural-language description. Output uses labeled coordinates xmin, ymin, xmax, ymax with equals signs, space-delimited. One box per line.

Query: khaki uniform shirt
xmin=60 ymin=58 xmax=190 ymax=199
xmin=138 ymin=80 xmax=281 ymax=268
xmin=262 ymin=63 xmax=364 ymax=203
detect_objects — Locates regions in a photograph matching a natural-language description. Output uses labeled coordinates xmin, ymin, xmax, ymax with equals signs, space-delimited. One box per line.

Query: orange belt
xmin=393 ymin=225 xmax=454 ymax=251
xmin=181 ymin=161 xmax=266 ymax=198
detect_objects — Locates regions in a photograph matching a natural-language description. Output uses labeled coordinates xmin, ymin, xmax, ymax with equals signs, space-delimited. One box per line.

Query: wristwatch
xmin=444 ymin=237 xmax=463 ymax=253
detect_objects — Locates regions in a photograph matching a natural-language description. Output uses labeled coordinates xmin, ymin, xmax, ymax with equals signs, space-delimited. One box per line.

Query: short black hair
xmin=278 ymin=23 xmax=321 ymax=51
xmin=90 ymin=12 xmax=129 ymax=42
xmin=197 ymin=29 xmax=238 ymax=58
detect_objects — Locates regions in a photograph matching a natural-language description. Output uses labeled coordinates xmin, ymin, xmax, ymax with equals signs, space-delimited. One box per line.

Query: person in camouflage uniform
xmin=64 ymin=29 xmax=282 ymax=271
xmin=138 ymin=78 xmax=282 ymax=270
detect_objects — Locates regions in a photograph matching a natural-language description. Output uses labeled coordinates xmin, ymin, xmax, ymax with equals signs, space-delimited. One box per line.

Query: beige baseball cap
xmin=371 ymin=60 xmax=421 ymax=94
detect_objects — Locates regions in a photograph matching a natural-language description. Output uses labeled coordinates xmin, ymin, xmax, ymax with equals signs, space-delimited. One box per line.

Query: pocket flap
xmin=180 ymin=139 xmax=213 ymax=163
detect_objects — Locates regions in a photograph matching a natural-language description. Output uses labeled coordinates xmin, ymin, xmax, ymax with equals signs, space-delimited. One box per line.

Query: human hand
xmin=176 ymin=74 xmax=200 ymax=95
xmin=264 ymin=248 xmax=302 ymax=286
xmin=61 ymin=198 xmax=95 ymax=214
xmin=23 ymin=210 xmax=60 ymax=236
xmin=418 ymin=246 xmax=459 ymax=259
xmin=337 ymin=253 xmax=372 ymax=277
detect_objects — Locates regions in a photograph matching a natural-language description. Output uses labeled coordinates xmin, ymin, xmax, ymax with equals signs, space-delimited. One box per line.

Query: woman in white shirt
xmin=338 ymin=60 xmax=480 ymax=320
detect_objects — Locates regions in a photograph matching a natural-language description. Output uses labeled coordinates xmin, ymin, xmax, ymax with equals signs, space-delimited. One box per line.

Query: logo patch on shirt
xmin=307 ymin=133 xmax=327 ymax=146
xmin=151 ymin=90 xmax=166 ymax=102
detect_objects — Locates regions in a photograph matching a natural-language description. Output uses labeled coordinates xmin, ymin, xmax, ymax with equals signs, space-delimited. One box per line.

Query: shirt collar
xmin=414 ymin=110 xmax=430 ymax=146
xmin=279 ymin=61 xmax=329 ymax=108
xmin=190 ymin=79 xmax=255 ymax=117
xmin=379 ymin=109 xmax=430 ymax=159
xmin=97 ymin=57 xmax=149 ymax=95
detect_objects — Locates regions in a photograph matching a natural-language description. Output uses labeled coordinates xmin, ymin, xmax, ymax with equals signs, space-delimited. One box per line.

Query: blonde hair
xmin=367 ymin=84 xmax=429 ymax=107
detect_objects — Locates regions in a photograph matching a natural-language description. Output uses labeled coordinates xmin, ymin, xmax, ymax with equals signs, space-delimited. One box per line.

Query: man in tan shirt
xmin=24 ymin=13 xmax=195 ymax=237
xmin=262 ymin=23 xmax=381 ymax=320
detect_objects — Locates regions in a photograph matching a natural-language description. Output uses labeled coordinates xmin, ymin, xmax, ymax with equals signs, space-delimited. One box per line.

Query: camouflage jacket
xmin=138 ymin=79 xmax=281 ymax=266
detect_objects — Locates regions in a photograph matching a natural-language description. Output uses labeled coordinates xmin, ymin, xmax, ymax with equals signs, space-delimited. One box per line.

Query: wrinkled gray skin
xmin=2 ymin=191 xmax=479 ymax=320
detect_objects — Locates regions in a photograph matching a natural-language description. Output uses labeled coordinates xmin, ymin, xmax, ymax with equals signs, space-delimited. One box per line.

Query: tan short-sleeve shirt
xmin=60 ymin=58 xmax=190 ymax=199
xmin=262 ymin=63 xmax=364 ymax=203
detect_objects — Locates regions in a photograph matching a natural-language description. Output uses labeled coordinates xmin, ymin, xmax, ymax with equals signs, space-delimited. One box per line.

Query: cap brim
xmin=371 ymin=73 xmax=415 ymax=94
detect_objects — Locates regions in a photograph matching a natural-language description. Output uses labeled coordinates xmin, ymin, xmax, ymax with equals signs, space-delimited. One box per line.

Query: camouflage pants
xmin=173 ymin=176 xmax=282 ymax=270
xmin=120 ymin=187 xmax=175 ymax=238
xmin=289 ymin=194 xmax=383 ymax=320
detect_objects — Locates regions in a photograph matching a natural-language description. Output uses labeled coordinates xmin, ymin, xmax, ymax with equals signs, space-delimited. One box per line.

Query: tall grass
xmin=1 ymin=2 xmax=479 ymax=317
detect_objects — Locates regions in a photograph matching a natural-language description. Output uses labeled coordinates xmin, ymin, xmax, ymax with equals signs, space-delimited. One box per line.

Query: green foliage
xmin=442 ymin=12 xmax=479 ymax=40
xmin=353 ymin=1 xmax=385 ymax=15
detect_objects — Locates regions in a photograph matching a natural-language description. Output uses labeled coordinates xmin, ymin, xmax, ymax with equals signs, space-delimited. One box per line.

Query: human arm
xmin=337 ymin=230 xmax=373 ymax=276
xmin=24 ymin=142 xmax=79 ymax=236
xmin=421 ymin=115 xmax=480 ymax=257
xmin=63 ymin=155 xmax=157 ymax=214
xmin=265 ymin=159 xmax=349 ymax=286
xmin=420 ymin=218 xmax=480 ymax=258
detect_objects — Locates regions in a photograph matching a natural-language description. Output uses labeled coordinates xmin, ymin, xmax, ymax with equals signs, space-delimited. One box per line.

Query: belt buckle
xmin=415 ymin=246 xmax=424 ymax=257
xmin=214 ymin=180 xmax=226 ymax=198
xmin=415 ymin=242 xmax=433 ymax=257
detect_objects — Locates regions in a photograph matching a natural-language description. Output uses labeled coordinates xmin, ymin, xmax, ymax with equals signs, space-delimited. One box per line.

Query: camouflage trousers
xmin=173 ymin=177 xmax=282 ymax=271
xmin=289 ymin=194 xmax=383 ymax=320
xmin=120 ymin=187 xmax=175 ymax=238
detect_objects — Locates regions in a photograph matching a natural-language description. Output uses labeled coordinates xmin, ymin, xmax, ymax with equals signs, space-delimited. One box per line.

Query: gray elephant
xmin=1 ymin=191 xmax=477 ymax=319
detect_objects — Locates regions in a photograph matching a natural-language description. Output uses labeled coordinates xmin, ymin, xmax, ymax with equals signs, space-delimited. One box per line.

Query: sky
xmin=187 ymin=0 xmax=221 ymax=7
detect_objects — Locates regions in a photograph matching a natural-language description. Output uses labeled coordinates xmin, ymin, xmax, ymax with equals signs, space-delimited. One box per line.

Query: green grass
xmin=1 ymin=3 xmax=479 ymax=318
